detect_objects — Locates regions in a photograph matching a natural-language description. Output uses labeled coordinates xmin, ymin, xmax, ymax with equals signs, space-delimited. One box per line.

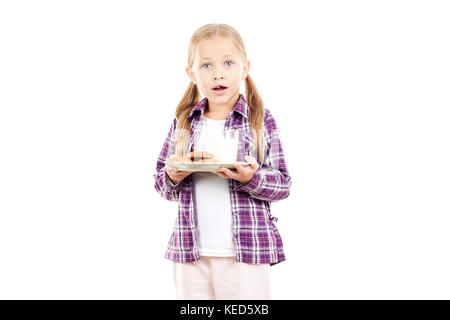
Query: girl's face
xmin=186 ymin=36 xmax=250 ymax=109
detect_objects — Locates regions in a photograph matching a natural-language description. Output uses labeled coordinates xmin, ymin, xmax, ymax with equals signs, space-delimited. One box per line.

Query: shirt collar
xmin=188 ymin=93 xmax=249 ymax=120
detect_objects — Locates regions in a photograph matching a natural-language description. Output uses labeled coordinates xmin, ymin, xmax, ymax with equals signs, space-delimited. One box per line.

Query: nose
xmin=212 ymin=66 xmax=225 ymax=80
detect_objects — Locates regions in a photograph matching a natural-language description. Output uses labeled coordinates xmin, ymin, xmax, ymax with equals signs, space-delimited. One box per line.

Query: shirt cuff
xmin=233 ymin=167 xmax=263 ymax=193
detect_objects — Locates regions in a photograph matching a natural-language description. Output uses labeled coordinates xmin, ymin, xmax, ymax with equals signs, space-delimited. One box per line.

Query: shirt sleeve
xmin=233 ymin=108 xmax=292 ymax=202
xmin=153 ymin=118 xmax=184 ymax=202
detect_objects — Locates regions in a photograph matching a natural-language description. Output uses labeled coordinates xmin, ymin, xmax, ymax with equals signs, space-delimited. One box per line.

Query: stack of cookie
xmin=167 ymin=151 xmax=219 ymax=163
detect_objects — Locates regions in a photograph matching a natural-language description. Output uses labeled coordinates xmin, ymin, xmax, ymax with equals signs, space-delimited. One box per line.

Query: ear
xmin=242 ymin=60 xmax=250 ymax=80
xmin=186 ymin=66 xmax=197 ymax=85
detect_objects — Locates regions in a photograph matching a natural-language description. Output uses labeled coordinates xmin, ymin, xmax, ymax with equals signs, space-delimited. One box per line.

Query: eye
xmin=202 ymin=61 xmax=234 ymax=69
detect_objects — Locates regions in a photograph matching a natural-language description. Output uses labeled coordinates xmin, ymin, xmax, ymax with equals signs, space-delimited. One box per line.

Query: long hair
xmin=174 ymin=23 xmax=265 ymax=163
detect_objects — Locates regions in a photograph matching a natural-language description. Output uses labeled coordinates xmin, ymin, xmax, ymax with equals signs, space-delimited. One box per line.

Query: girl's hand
xmin=165 ymin=165 xmax=193 ymax=185
xmin=165 ymin=154 xmax=193 ymax=185
xmin=214 ymin=155 xmax=259 ymax=185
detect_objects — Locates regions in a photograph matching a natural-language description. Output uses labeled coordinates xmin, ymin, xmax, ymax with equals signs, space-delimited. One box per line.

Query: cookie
xmin=187 ymin=151 xmax=215 ymax=162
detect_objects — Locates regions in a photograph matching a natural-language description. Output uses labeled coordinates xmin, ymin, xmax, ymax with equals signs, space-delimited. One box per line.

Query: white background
xmin=0 ymin=0 xmax=449 ymax=299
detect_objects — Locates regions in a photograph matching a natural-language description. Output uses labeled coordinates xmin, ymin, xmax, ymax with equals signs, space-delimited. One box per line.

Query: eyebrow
xmin=199 ymin=55 xmax=234 ymax=62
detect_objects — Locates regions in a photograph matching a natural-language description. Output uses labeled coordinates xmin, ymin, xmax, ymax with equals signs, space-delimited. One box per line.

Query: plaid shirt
xmin=153 ymin=94 xmax=292 ymax=266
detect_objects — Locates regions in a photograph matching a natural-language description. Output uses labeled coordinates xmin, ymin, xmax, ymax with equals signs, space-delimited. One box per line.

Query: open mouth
xmin=213 ymin=85 xmax=228 ymax=91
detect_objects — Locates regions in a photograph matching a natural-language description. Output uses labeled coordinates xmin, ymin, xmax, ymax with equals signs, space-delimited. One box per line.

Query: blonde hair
xmin=174 ymin=23 xmax=265 ymax=163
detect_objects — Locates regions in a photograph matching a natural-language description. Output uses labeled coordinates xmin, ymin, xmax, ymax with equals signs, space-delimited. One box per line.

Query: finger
xmin=175 ymin=170 xmax=191 ymax=176
xmin=245 ymin=156 xmax=259 ymax=170
xmin=234 ymin=163 xmax=244 ymax=172
xmin=220 ymin=167 xmax=237 ymax=178
xmin=236 ymin=162 xmax=254 ymax=172
xmin=215 ymin=168 xmax=227 ymax=175
xmin=215 ymin=172 xmax=229 ymax=179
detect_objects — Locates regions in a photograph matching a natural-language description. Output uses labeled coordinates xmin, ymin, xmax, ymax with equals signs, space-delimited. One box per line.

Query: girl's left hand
xmin=214 ymin=155 xmax=259 ymax=185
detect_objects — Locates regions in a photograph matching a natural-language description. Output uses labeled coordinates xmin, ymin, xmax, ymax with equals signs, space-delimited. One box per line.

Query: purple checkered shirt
xmin=153 ymin=93 xmax=292 ymax=266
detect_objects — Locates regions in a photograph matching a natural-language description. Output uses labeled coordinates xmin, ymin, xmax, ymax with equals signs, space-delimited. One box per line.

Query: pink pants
xmin=173 ymin=256 xmax=271 ymax=300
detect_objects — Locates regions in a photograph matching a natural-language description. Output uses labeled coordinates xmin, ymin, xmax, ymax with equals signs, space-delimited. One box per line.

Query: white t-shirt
xmin=192 ymin=115 xmax=236 ymax=256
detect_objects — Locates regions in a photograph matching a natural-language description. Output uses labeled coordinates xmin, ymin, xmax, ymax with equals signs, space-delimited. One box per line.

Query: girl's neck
xmin=205 ymin=93 xmax=240 ymax=120
xmin=203 ymin=108 xmax=228 ymax=120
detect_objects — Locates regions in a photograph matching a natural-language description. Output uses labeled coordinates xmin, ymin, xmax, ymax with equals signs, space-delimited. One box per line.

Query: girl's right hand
xmin=165 ymin=154 xmax=193 ymax=185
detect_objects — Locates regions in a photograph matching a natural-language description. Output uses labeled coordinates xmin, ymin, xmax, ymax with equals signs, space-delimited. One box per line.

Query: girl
xmin=153 ymin=23 xmax=292 ymax=300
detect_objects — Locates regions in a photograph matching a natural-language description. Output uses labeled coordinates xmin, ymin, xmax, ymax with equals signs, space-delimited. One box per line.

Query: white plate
xmin=164 ymin=161 xmax=250 ymax=172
